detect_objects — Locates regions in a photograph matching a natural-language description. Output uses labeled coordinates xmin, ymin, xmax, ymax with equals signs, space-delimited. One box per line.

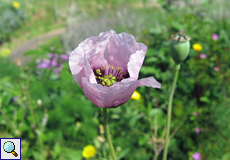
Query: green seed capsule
xmin=170 ymin=33 xmax=190 ymax=64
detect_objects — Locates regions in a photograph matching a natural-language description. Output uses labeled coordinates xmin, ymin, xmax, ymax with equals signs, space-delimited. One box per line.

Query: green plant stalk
xmin=103 ymin=108 xmax=117 ymax=160
xmin=162 ymin=64 xmax=180 ymax=160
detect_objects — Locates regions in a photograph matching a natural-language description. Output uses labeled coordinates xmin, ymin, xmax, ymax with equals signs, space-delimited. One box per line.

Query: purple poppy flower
xmin=69 ymin=30 xmax=161 ymax=108
xmin=195 ymin=127 xmax=201 ymax=134
xmin=192 ymin=152 xmax=201 ymax=160
xmin=214 ymin=66 xmax=219 ymax=71
xmin=193 ymin=111 xmax=198 ymax=116
xmin=212 ymin=33 xmax=219 ymax=41
xmin=60 ymin=54 xmax=69 ymax=61
xmin=200 ymin=54 xmax=206 ymax=59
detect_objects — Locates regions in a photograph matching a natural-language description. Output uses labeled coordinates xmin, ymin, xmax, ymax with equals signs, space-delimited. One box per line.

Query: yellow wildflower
xmin=82 ymin=145 xmax=96 ymax=159
xmin=131 ymin=91 xmax=141 ymax=100
xmin=12 ymin=2 xmax=20 ymax=9
xmin=192 ymin=43 xmax=203 ymax=52
xmin=0 ymin=48 xmax=11 ymax=57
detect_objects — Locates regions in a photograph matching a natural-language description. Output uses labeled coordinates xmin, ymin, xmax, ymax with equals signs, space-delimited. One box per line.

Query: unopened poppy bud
xmin=170 ymin=33 xmax=190 ymax=64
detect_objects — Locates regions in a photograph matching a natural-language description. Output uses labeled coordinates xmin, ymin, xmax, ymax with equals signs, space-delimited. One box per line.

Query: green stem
xmin=162 ymin=64 xmax=180 ymax=160
xmin=103 ymin=108 xmax=117 ymax=160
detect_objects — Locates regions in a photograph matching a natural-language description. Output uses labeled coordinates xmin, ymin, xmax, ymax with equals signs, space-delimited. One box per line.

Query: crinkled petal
xmin=83 ymin=30 xmax=116 ymax=70
xmin=127 ymin=49 xmax=146 ymax=80
xmin=69 ymin=31 xmax=115 ymax=87
xmin=136 ymin=77 xmax=161 ymax=89
xmin=83 ymin=54 xmax=97 ymax=84
xmin=69 ymin=30 xmax=147 ymax=85
xmin=82 ymin=78 xmax=138 ymax=108
xmin=69 ymin=49 xmax=85 ymax=88
xmin=107 ymin=32 xmax=147 ymax=75
xmin=82 ymin=76 xmax=160 ymax=108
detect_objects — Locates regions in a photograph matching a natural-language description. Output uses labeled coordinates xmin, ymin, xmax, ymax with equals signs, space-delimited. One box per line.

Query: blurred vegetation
xmin=0 ymin=1 xmax=25 ymax=44
xmin=0 ymin=0 xmax=230 ymax=160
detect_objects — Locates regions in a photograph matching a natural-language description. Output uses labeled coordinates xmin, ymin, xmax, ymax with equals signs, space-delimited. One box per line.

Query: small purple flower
xmin=214 ymin=66 xmax=219 ymax=71
xmin=179 ymin=29 xmax=184 ymax=33
xmin=54 ymin=68 xmax=61 ymax=75
xmin=66 ymin=51 xmax=71 ymax=56
xmin=12 ymin=96 xmax=18 ymax=101
xmin=195 ymin=127 xmax=201 ymax=134
xmin=53 ymin=53 xmax=58 ymax=59
xmin=69 ymin=30 xmax=161 ymax=108
xmin=212 ymin=33 xmax=219 ymax=41
xmin=48 ymin=53 xmax=58 ymax=59
xmin=193 ymin=111 xmax=198 ymax=116
xmin=192 ymin=152 xmax=201 ymax=160
xmin=37 ymin=59 xmax=51 ymax=69
xmin=60 ymin=54 xmax=69 ymax=61
xmin=43 ymin=59 xmax=51 ymax=64
xmin=48 ymin=53 xmax=53 ymax=58
xmin=51 ymin=59 xmax=58 ymax=67
xmin=200 ymin=54 xmax=206 ymax=59
xmin=36 ymin=59 xmax=41 ymax=64
xmin=54 ymin=64 xmax=63 ymax=75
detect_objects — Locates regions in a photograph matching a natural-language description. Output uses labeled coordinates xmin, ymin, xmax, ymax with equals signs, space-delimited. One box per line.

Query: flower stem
xmin=103 ymin=108 xmax=117 ymax=160
xmin=162 ymin=64 xmax=180 ymax=160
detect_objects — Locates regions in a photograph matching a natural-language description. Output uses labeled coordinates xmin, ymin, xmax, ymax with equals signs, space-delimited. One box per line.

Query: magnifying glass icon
xmin=3 ymin=141 xmax=18 ymax=157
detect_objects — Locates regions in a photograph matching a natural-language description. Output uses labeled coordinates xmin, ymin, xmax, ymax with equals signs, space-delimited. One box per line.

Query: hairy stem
xmin=103 ymin=108 xmax=117 ymax=160
xmin=162 ymin=64 xmax=180 ymax=160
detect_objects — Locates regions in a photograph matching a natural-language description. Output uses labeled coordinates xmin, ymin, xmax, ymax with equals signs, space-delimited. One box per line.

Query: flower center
xmin=94 ymin=64 xmax=127 ymax=87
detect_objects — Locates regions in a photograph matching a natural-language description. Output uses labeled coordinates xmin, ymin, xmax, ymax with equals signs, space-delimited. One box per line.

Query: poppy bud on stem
xmin=163 ymin=33 xmax=190 ymax=160
xmin=170 ymin=33 xmax=190 ymax=64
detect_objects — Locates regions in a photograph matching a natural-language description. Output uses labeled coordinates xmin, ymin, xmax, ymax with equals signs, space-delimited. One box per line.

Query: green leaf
xmin=171 ymin=22 xmax=184 ymax=30
xmin=117 ymin=148 xmax=130 ymax=160
xmin=145 ymin=48 xmax=156 ymax=57
xmin=149 ymin=108 xmax=163 ymax=117
xmin=149 ymin=26 xmax=162 ymax=34
xmin=199 ymin=96 xmax=210 ymax=103
xmin=59 ymin=148 xmax=82 ymax=160
xmin=50 ymin=74 xmax=60 ymax=80
xmin=140 ymin=66 xmax=158 ymax=75
xmin=145 ymin=57 xmax=159 ymax=63
xmin=222 ymin=152 xmax=230 ymax=160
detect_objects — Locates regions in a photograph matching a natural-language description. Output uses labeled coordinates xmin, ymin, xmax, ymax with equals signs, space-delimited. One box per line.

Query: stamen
xmin=108 ymin=64 xmax=111 ymax=75
xmin=116 ymin=68 xmax=122 ymax=77
xmin=111 ymin=66 xmax=113 ymax=75
xmin=94 ymin=64 xmax=128 ymax=87
xmin=102 ymin=65 xmax=106 ymax=75
xmin=96 ymin=69 xmax=102 ymax=75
